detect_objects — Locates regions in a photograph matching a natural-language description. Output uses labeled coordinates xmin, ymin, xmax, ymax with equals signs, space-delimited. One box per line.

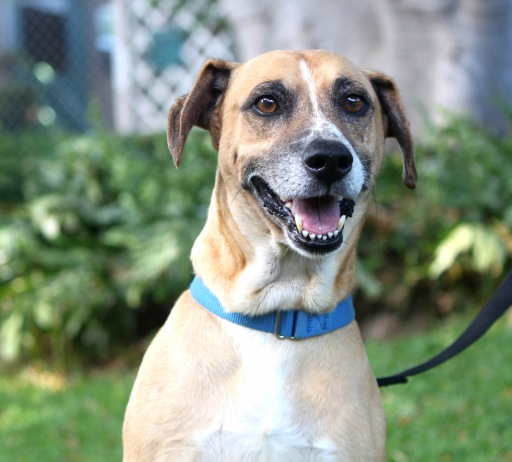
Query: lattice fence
xmin=113 ymin=0 xmax=235 ymax=133
xmin=0 ymin=0 xmax=235 ymax=134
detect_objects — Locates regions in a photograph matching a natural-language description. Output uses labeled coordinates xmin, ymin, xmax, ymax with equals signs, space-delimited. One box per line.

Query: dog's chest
xmin=195 ymin=326 xmax=339 ymax=462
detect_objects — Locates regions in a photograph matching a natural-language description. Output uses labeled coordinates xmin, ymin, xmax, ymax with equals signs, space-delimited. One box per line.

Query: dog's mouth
xmin=250 ymin=177 xmax=355 ymax=254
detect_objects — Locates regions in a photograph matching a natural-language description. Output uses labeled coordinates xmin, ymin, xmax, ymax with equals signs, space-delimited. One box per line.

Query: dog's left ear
xmin=167 ymin=59 xmax=239 ymax=167
xmin=365 ymin=70 xmax=417 ymax=189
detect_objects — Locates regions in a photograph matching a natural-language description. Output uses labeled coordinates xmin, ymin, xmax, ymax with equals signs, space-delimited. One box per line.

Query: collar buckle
xmin=274 ymin=310 xmax=298 ymax=341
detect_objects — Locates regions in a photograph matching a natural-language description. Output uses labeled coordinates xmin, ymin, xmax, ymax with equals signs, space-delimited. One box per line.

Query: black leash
xmin=376 ymin=268 xmax=512 ymax=387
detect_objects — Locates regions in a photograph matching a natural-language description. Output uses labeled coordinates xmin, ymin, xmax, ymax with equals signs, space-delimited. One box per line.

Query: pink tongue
xmin=291 ymin=196 xmax=340 ymax=235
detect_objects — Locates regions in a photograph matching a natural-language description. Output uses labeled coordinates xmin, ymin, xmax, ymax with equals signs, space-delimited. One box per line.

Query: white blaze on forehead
xmin=298 ymin=59 xmax=365 ymax=197
xmin=299 ymin=59 xmax=321 ymax=117
xmin=299 ymin=58 xmax=346 ymax=139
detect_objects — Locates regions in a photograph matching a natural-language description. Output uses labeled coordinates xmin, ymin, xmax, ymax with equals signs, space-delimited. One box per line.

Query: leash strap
xmin=377 ymin=268 xmax=512 ymax=387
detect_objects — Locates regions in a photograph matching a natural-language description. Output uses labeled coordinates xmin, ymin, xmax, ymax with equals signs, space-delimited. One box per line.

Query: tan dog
xmin=123 ymin=50 xmax=416 ymax=461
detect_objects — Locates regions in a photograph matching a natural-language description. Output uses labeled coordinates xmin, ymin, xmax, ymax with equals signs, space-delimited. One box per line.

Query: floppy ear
xmin=167 ymin=59 xmax=239 ymax=167
xmin=365 ymin=70 xmax=417 ymax=189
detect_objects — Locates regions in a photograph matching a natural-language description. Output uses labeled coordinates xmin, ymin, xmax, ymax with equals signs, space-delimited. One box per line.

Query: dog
xmin=123 ymin=50 xmax=416 ymax=461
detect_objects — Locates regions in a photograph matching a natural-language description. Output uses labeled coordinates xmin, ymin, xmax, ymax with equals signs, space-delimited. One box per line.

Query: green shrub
xmin=357 ymin=115 xmax=512 ymax=315
xmin=0 ymin=128 xmax=216 ymax=366
xmin=1 ymin=115 xmax=511 ymax=366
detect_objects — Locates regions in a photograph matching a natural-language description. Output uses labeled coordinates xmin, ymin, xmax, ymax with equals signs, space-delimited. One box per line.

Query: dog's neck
xmin=191 ymin=172 xmax=370 ymax=316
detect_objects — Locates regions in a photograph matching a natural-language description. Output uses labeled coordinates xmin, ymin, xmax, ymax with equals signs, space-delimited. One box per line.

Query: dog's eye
xmin=343 ymin=95 xmax=366 ymax=114
xmin=255 ymin=97 xmax=279 ymax=114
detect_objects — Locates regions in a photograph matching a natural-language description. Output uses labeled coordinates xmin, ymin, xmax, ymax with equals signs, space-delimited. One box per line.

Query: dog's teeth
xmin=310 ymin=233 xmax=316 ymax=240
xmin=336 ymin=195 xmax=344 ymax=202
xmin=333 ymin=230 xmax=339 ymax=237
xmin=328 ymin=232 xmax=334 ymax=239
xmin=302 ymin=230 xmax=309 ymax=238
xmin=322 ymin=235 xmax=327 ymax=241
xmin=295 ymin=215 xmax=303 ymax=233
xmin=337 ymin=215 xmax=346 ymax=231
xmin=285 ymin=201 xmax=293 ymax=210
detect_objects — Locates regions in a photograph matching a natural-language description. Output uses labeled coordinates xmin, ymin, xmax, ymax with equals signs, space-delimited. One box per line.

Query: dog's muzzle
xmin=249 ymin=176 xmax=355 ymax=255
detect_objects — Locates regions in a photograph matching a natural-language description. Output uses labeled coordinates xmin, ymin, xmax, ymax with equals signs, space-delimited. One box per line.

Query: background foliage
xmin=358 ymin=115 xmax=512 ymax=317
xmin=0 ymin=127 xmax=216 ymax=366
xmin=0 ymin=115 xmax=511 ymax=366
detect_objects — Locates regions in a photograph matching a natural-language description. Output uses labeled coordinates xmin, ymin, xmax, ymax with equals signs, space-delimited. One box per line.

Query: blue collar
xmin=189 ymin=276 xmax=355 ymax=340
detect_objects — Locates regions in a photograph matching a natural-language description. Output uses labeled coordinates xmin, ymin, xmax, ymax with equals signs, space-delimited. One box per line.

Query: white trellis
xmin=112 ymin=0 xmax=234 ymax=133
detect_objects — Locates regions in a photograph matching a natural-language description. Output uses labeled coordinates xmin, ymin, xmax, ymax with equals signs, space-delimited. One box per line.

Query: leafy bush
xmin=0 ymin=128 xmax=216 ymax=366
xmin=1 ymin=115 xmax=511 ymax=366
xmin=358 ymin=115 xmax=512 ymax=316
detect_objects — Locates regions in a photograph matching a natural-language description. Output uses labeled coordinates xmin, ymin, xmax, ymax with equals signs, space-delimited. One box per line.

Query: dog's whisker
xmin=228 ymin=185 xmax=246 ymax=209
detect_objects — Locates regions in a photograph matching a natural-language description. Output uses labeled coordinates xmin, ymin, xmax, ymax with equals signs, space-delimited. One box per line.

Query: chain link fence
xmin=0 ymin=0 xmax=234 ymax=134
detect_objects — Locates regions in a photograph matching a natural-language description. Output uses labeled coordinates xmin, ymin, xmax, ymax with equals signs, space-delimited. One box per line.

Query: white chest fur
xmin=195 ymin=323 xmax=340 ymax=462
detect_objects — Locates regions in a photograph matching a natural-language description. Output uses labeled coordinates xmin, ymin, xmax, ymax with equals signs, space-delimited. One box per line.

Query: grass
xmin=0 ymin=367 xmax=134 ymax=461
xmin=0 ymin=312 xmax=511 ymax=461
xmin=368 ymin=312 xmax=512 ymax=462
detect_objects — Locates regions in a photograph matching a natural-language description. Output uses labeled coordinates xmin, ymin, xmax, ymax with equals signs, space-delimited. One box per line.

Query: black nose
xmin=303 ymin=139 xmax=353 ymax=185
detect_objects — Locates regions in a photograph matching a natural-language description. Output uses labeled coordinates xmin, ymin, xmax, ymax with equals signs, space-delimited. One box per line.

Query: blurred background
xmin=0 ymin=0 xmax=511 ymax=460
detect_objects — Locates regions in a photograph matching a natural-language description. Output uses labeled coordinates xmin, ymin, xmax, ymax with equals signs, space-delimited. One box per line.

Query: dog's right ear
xmin=167 ymin=59 xmax=239 ymax=167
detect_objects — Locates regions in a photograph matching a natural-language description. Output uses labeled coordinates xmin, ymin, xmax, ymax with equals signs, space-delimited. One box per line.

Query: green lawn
xmin=1 ymin=313 xmax=511 ymax=461
xmin=368 ymin=313 xmax=512 ymax=462
xmin=0 ymin=368 xmax=134 ymax=461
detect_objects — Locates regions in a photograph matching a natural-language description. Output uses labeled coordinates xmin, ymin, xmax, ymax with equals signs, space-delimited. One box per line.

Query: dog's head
xmin=168 ymin=50 xmax=416 ymax=258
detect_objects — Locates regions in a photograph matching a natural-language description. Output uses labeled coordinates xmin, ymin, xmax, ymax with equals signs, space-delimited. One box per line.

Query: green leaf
xmin=0 ymin=312 xmax=23 ymax=361
xmin=429 ymin=223 xmax=506 ymax=278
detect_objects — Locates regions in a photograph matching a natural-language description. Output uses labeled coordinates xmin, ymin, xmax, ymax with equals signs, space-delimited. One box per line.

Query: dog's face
xmin=168 ymin=50 xmax=416 ymax=258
